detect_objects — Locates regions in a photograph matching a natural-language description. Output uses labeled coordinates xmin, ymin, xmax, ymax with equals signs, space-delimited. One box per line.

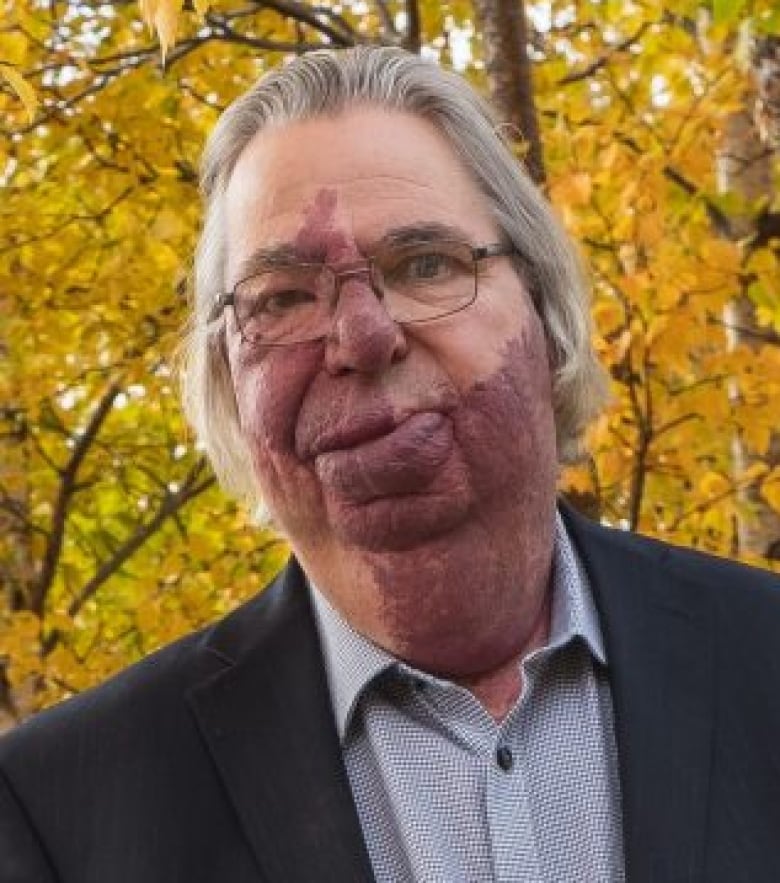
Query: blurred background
xmin=1 ymin=0 xmax=778 ymax=728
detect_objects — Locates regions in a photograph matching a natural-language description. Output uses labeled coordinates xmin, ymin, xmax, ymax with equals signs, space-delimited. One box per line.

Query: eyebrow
xmin=380 ymin=221 xmax=472 ymax=248
xmin=233 ymin=243 xmax=302 ymax=282
xmin=230 ymin=221 xmax=474 ymax=284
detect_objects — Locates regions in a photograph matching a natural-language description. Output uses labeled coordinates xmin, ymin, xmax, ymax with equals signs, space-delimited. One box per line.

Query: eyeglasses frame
xmin=209 ymin=240 xmax=517 ymax=346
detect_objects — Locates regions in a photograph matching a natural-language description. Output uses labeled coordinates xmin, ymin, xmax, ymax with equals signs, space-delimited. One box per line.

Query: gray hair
xmin=180 ymin=45 xmax=607 ymax=501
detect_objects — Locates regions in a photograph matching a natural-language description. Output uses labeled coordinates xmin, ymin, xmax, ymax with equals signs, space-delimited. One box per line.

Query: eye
xmin=254 ymin=288 xmax=316 ymax=317
xmin=406 ymin=252 xmax=452 ymax=280
xmin=382 ymin=244 xmax=471 ymax=289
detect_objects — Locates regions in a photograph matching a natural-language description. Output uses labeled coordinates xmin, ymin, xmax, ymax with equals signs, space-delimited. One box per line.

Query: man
xmin=2 ymin=46 xmax=780 ymax=883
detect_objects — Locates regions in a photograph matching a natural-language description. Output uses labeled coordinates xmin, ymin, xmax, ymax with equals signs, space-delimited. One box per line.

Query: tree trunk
xmin=717 ymin=35 xmax=780 ymax=561
xmin=0 ymin=339 xmax=33 ymax=728
xmin=471 ymin=0 xmax=546 ymax=185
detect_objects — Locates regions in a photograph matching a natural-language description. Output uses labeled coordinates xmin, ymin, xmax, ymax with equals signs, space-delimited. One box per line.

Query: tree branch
xmin=199 ymin=19 xmax=327 ymax=54
xmin=0 ymin=663 xmax=20 ymax=727
xmin=625 ymin=317 xmax=652 ymax=531
xmin=253 ymin=0 xmax=357 ymax=46
xmin=557 ymin=22 xmax=651 ymax=85
xmin=30 ymin=381 xmax=122 ymax=616
xmin=404 ymin=0 xmax=421 ymax=54
xmin=41 ymin=459 xmax=216 ymax=655
xmin=614 ymin=132 xmax=735 ymax=238
xmin=373 ymin=0 xmax=398 ymax=39
xmin=709 ymin=317 xmax=780 ymax=347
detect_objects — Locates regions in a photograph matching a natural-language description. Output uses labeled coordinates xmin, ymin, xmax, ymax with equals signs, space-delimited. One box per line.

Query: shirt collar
xmin=548 ymin=507 xmax=606 ymax=666
xmin=309 ymin=507 xmax=607 ymax=742
xmin=310 ymin=586 xmax=395 ymax=742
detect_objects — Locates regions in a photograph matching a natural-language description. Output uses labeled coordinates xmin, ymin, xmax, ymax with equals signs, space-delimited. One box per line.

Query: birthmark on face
xmin=240 ymin=188 xmax=355 ymax=456
xmin=294 ymin=188 xmax=355 ymax=264
xmin=364 ymin=332 xmax=558 ymax=676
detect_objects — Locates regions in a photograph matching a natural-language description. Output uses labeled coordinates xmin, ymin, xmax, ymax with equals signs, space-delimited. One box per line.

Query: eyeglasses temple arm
xmin=207 ymin=293 xmax=234 ymax=324
xmin=473 ymin=243 xmax=516 ymax=261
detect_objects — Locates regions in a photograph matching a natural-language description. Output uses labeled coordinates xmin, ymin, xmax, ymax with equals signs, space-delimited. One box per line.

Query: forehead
xmin=222 ymin=107 xmax=497 ymax=276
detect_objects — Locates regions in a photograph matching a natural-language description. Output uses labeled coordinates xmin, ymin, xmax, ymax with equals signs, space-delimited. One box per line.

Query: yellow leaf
xmin=593 ymin=299 xmax=625 ymax=335
xmin=760 ymin=469 xmax=780 ymax=514
xmin=138 ymin=0 xmax=159 ymax=32
xmin=743 ymin=462 xmax=770 ymax=482
xmin=699 ymin=471 xmax=731 ymax=499
xmin=155 ymin=0 xmax=181 ymax=61
xmin=700 ymin=239 xmax=740 ymax=273
xmin=192 ymin=0 xmax=210 ymax=15
xmin=0 ymin=64 xmax=37 ymax=123
xmin=139 ymin=0 xmax=180 ymax=59
xmin=0 ymin=31 xmax=28 ymax=66
xmin=136 ymin=602 xmax=162 ymax=635
xmin=561 ymin=464 xmax=593 ymax=495
xmin=551 ymin=172 xmax=592 ymax=207
xmin=150 ymin=208 xmax=185 ymax=241
xmin=645 ymin=314 xmax=668 ymax=346
xmin=741 ymin=421 xmax=771 ymax=456
xmin=637 ymin=212 xmax=663 ymax=248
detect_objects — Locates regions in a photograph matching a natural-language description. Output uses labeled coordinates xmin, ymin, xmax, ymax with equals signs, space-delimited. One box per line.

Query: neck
xmin=299 ymin=506 xmax=558 ymax=719
xmin=452 ymin=588 xmax=551 ymax=721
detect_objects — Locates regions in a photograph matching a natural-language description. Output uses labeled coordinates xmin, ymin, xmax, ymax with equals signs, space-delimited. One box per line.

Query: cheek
xmin=455 ymin=326 xmax=557 ymax=488
xmin=232 ymin=344 xmax=322 ymax=459
xmin=419 ymin=286 xmax=540 ymax=392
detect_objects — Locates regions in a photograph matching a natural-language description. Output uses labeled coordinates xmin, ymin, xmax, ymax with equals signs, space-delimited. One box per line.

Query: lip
xmin=312 ymin=410 xmax=454 ymax=502
xmin=300 ymin=410 xmax=404 ymax=459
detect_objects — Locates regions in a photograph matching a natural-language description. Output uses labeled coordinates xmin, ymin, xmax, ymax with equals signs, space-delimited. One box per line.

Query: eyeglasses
xmin=211 ymin=239 xmax=515 ymax=347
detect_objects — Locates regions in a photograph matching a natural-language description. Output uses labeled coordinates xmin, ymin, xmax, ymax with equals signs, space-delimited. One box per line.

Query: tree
xmin=716 ymin=27 xmax=780 ymax=558
xmin=1 ymin=0 xmax=778 ymax=727
xmin=534 ymin=1 xmax=779 ymax=562
xmin=471 ymin=0 xmax=545 ymax=183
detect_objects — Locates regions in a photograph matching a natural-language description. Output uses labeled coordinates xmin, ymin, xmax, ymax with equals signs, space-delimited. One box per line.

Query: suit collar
xmin=562 ymin=503 xmax=715 ymax=883
xmin=186 ymin=559 xmax=374 ymax=883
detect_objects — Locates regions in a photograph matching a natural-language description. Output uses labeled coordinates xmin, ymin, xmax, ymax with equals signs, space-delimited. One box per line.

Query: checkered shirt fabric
xmin=310 ymin=511 xmax=625 ymax=882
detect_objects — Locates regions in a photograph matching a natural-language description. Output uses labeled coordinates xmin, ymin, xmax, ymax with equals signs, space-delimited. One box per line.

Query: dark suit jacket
xmin=2 ymin=507 xmax=780 ymax=883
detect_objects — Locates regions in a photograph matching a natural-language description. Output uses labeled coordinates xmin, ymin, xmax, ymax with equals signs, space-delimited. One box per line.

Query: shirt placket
xmin=485 ymin=728 xmax=542 ymax=883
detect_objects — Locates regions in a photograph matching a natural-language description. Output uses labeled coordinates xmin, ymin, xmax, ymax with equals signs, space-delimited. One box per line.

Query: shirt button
xmin=496 ymin=745 xmax=514 ymax=772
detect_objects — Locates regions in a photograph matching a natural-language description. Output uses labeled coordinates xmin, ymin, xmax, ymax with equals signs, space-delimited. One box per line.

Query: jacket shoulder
xmin=562 ymin=502 xmax=780 ymax=633
xmin=0 ymin=564 xmax=293 ymax=767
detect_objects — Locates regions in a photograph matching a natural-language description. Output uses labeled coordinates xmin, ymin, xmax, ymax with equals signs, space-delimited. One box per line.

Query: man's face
xmin=223 ymin=107 xmax=557 ymax=568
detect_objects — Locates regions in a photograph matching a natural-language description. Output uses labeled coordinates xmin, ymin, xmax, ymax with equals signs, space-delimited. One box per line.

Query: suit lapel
xmin=187 ymin=560 xmax=375 ymax=883
xmin=564 ymin=506 xmax=715 ymax=883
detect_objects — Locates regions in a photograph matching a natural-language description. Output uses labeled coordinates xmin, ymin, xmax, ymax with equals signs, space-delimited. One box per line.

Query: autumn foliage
xmin=1 ymin=0 xmax=778 ymax=726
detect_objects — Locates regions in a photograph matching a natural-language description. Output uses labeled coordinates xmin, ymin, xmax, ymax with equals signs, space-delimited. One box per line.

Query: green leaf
xmin=713 ymin=0 xmax=749 ymax=26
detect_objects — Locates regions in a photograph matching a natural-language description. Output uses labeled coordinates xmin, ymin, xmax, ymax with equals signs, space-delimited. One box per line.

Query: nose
xmin=324 ymin=276 xmax=409 ymax=375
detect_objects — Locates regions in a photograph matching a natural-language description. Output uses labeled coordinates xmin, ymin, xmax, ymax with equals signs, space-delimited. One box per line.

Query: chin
xmin=325 ymin=491 xmax=474 ymax=553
